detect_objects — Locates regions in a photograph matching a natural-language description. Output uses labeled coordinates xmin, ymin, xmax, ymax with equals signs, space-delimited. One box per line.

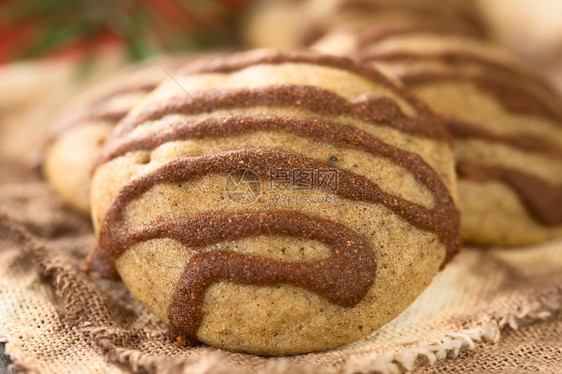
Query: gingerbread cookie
xmin=86 ymin=50 xmax=460 ymax=355
xmin=242 ymin=0 xmax=487 ymax=50
xmin=314 ymin=28 xmax=562 ymax=246
xmin=43 ymin=58 xmax=188 ymax=214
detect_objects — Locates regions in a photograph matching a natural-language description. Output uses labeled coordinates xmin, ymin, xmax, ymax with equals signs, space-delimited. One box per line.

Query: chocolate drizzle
xmin=109 ymin=84 xmax=448 ymax=146
xmin=457 ymin=160 xmax=562 ymax=225
xmin=354 ymin=25 xmax=484 ymax=50
xmin=48 ymin=83 xmax=158 ymax=142
xmin=106 ymin=84 xmax=561 ymax=162
xmin=164 ymin=211 xmax=375 ymax=345
xmin=446 ymin=118 xmax=562 ymax=160
xmin=336 ymin=0 xmax=487 ymax=38
xmin=175 ymin=50 xmax=432 ymax=115
xmin=100 ymin=113 xmax=443 ymax=169
xmin=402 ymin=71 xmax=562 ymax=123
xmin=89 ymin=83 xmax=160 ymax=109
xmin=362 ymin=50 xmax=558 ymax=96
xmin=47 ymin=54 xmax=197 ymax=143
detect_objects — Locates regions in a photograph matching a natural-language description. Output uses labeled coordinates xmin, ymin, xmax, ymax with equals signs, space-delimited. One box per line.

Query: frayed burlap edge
xmin=341 ymin=286 xmax=562 ymax=373
xmin=94 ymin=287 xmax=562 ymax=374
xmin=2 ymin=215 xmax=562 ymax=374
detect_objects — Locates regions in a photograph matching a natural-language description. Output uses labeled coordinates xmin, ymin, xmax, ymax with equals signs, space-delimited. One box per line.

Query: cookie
xmin=314 ymin=28 xmax=562 ymax=246
xmin=86 ymin=50 xmax=460 ymax=355
xmin=42 ymin=58 xmax=188 ymax=214
xmin=242 ymin=0 xmax=487 ymax=50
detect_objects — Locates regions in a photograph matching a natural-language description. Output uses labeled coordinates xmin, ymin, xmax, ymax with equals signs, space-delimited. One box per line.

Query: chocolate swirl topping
xmin=305 ymin=15 xmax=483 ymax=48
xmin=354 ymin=25 xmax=485 ymax=50
xmin=162 ymin=211 xmax=375 ymax=346
xmin=106 ymin=84 xmax=561 ymax=162
xmin=401 ymin=70 xmax=562 ymax=223
xmin=48 ymin=56 xmax=195 ymax=143
xmin=337 ymin=0 xmax=487 ymax=38
xmin=457 ymin=160 xmax=562 ymax=225
xmin=99 ymin=112 xmax=444 ymax=170
xmin=105 ymin=84 xmax=449 ymax=156
xmin=48 ymin=83 xmax=158 ymax=142
xmin=446 ymin=118 xmax=562 ymax=160
xmin=96 ymin=148 xmax=458 ymax=345
xmin=361 ymin=50 xmax=559 ymax=98
xmin=402 ymin=72 xmax=562 ymax=123
xmin=174 ymin=49 xmax=432 ymax=114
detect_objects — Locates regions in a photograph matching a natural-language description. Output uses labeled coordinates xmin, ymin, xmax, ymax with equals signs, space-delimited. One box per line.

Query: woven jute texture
xmin=1 ymin=164 xmax=561 ymax=374
xmin=1 ymin=62 xmax=562 ymax=374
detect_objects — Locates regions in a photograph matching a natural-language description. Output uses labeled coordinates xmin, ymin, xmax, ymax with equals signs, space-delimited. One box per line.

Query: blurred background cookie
xmin=242 ymin=0 xmax=487 ymax=49
xmin=87 ymin=50 xmax=460 ymax=355
xmin=313 ymin=24 xmax=562 ymax=246
xmin=42 ymin=58 xmax=188 ymax=214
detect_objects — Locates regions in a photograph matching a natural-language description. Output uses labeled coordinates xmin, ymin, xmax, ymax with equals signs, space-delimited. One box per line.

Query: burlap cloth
xmin=0 ymin=63 xmax=561 ymax=374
